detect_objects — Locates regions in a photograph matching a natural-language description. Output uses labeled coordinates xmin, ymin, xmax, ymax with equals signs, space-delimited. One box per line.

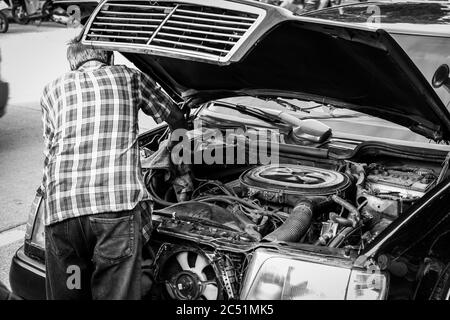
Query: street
xmin=0 ymin=22 xmax=155 ymax=289
xmin=0 ymin=0 xmax=448 ymax=304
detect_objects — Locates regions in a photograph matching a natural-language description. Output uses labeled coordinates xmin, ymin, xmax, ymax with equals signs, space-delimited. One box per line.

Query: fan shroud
xmin=155 ymin=246 xmax=225 ymax=300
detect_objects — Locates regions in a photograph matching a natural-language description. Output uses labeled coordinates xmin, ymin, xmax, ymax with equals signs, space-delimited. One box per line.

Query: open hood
xmin=81 ymin=0 xmax=450 ymax=141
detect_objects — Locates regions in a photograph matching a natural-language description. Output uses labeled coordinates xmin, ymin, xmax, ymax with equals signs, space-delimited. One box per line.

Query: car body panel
xmin=81 ymin=0 xmax=450 ymax=140
xmin=9 ymin=247 xmax=46 ymax=300
xmin=302 ymin=1 xmax=450 ymax=120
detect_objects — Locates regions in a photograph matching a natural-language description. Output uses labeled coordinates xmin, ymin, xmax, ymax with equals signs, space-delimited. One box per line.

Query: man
xmin=40 ymin=38 xmax=186 ymax=300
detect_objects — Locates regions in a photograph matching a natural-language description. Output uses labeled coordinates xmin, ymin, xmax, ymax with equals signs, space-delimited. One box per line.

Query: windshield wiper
xmin=235 ymin=103 xmax=283 ymax=124
xmin=215 ymin=101 xmax=332 ymax=144
xmin=261 ymin=97 xmax=325 ymax=114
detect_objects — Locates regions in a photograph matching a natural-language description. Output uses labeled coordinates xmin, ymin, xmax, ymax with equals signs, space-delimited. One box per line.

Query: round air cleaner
xmin=240 ymin=164 xmax=351 ymax=204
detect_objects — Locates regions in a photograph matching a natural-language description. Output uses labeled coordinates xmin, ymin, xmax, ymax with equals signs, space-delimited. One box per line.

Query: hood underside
xmin=81 ymin=0 xmax=450 ymax=141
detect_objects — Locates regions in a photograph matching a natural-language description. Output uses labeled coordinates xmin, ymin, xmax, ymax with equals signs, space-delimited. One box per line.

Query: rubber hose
xmin=329 ymin=212 xmax=354 ymax=227
xmin=331 ymin=195 xmax=360 ymax=227
xmin=328 ymin=227 xmax=354 ymax=248
xmin=263 ymin=200 xmax=314 ymax=242
xmin=145 ymin=171 xmax=177 ymax=207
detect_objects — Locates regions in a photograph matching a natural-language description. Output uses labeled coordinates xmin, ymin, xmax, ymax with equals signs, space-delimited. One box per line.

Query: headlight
xmin=25 ymin=191 xmax=45 ymax=249
xmin=241 ymin=249 xmax=388 ymax=300
xmin=346 ymin=268 xmax=388 ymax=300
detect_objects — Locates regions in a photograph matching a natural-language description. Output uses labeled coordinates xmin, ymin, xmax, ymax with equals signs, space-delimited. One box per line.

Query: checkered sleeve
xmin=138 ymin=71 xmax=175 ymax=124
xmin=40 ymin=86 xmax=55 ymax=192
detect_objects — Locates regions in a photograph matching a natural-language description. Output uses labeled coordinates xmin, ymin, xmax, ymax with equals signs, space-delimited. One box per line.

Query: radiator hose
xmin=263 ymin=200 xmax=314 ymax=242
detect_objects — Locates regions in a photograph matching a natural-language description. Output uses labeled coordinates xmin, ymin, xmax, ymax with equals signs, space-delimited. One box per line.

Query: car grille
xmin=84 ymin=0 xmax=263 ymax=62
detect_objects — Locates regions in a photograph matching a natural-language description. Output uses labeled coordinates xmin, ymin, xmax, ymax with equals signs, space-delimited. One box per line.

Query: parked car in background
xmin=47 ymin=0 xmax=99 ymax=25
xmin=0 ymin=0 xmax=9 ymax=33
xmin=9 ymin=0 xmax=450 ymax=300
xmin=0 ymin=49 xmax=8 ymax=118
xmin=11 ymin=0 xmax=98 ymax=25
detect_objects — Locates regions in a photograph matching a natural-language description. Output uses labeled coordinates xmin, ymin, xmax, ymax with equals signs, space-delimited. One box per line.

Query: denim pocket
xmin=90 ymin=213 xmax=134 ymax=264
xmin=45 ymin=221 xmax=72 ymax=257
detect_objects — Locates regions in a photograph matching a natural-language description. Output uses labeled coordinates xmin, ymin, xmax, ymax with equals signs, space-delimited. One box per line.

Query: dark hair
xmin=67 ymin=38 xmax=113 ymax=70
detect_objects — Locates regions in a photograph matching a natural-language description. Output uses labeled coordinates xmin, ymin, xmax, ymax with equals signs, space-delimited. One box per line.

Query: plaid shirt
xmin=41 ymin=61 xmax=176 ymax=226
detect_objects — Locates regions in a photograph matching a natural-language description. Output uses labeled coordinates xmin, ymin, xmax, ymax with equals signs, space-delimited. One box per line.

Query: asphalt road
xmin=0 ymin=22 xmax=78 ymax=289
xmin=0 ymin=22 xmax=155 ymax=290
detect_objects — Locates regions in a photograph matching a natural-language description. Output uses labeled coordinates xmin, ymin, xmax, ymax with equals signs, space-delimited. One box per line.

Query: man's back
xmin=41 ymin=62 xmax=171 ymax=226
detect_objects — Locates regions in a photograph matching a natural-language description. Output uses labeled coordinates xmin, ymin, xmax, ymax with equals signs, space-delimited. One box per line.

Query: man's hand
xmin=165 ymin=107 xmax=188 ymax=152
xmin=166 ymin=108 xmax=188 ymax=132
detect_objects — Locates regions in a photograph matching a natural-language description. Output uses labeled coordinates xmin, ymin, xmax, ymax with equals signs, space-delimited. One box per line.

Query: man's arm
xmin=138 ymin=71 xmax=187 ymax=132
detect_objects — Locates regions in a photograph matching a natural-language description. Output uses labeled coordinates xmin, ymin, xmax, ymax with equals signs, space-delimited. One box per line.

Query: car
xmin=49 ymin=0 xmax=99 ymax=25
xmin=10 ymin=0 xmax=450 ymax=300
xmin=300 ymin=0 xmax=450 ymax=108
xmin=0 ymin=49 xmax=8 ymax=118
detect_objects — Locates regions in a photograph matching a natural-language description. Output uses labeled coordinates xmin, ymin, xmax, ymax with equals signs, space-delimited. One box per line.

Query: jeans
xmin=45 ymin=203 xmax=145 ymax=300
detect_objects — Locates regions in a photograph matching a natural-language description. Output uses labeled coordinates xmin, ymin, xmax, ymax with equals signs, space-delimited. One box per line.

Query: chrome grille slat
xmin=170 ymin=14 xmax=254 ymax=27
xmin=96 ymin=16 xmax=164 ymax=23
xmin=100 ymin=11 xmax=167 ymax=17
xmin=152 ymin=38 xmax=229 ymax=54
xmin=157 ymin=32 xmax=237 ymax=45
xmin=84 ymin=0 xmax=263 ymax=61
xmin=164 ymin=20 xmax=247 ymax=33
xmin=90 ymin=28 xmax=154 ymax=35
xmin=106 ymin=3 xmax=174 ymax=10
xmin=90 ymin=34 xmax=149 ymax=41
xmin=161 ymin=26 xmax=242 ymax=39
xmin=93 ymin=22 xmax=159 ymax=29
xmin=176 ymin=8 xmax=257 ymax=22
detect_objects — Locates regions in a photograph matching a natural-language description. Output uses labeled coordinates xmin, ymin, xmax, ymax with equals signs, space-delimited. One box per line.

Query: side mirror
xmin=432 ymin=64 xmax=450 ymax=89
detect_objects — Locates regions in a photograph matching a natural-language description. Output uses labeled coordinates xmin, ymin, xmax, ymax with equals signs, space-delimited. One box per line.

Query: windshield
xmin=303 ymin=1 xmax=450 ymax=25
xmin=302 ymin=2 xmax=450 ymax=116
xmin=211 ymin=96 xmax=437 ymax=144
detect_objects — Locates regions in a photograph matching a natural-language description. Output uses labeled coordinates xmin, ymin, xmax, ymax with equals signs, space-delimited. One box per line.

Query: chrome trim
xmin=92 ymin=21 xmax=159 ymax=28
xmin=16 ymin=247 xmax=46 ymax=278
xmin=96 ymin=16 xmax=164 ymax=22
xmin=157 ymin=32 xmax=236 ymax=45
xmin=176 ymin=8 xmax=257 ymax=22
xmin=90 ymin=27 xmax=154 ymax=34
xmin=82 ymin=0 xmax=267 ymax=64
xmin=152 ymin=38 xmax=229 ymax=53
xmin=163 ymin=19 xmax=248 ymax=32
xmin=170 ymin=14 xmax=254 ymax=26
xmin=161 ymin=25 xmax=242 ymax=39
xmin=147 ymin=4 xmax=179 ymax=45
xmin=89 ymin=34 xmax=149 ymax=41
xmin=100 ymin=10 xmax=167 ymax=17
xmin=84 ymin=40 xmax=223 ymax=61
xmin=106 ymin=3 xmax=173 ymax=10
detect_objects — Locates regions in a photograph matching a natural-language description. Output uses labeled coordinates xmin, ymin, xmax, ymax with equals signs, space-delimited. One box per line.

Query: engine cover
xmin=240 ymin=164 xmax=351 ymax=204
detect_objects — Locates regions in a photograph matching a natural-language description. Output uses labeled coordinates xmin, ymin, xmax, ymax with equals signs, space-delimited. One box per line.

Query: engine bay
xmin=139 ymin=124 xmax=441 ymax=300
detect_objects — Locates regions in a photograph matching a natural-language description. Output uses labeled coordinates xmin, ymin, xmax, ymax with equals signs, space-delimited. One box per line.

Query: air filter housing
xmin=240 ymin=164 xmax=351 ymax=205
